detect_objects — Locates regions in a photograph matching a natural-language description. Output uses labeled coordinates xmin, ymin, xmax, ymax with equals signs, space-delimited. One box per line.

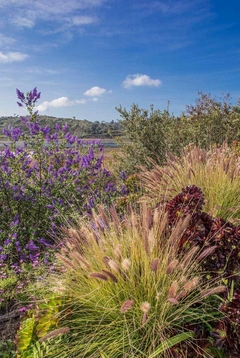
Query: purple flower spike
xmin=32 ymin=87 xmax=37 ymax=98
xmin=16 ymin=89 xmax=25 ymax=102
xmin=16 ymin=87 xmax=41 ymax=108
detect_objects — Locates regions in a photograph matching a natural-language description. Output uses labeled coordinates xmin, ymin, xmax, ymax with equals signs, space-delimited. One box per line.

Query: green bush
xmin=115 ymin=103 xmax=178 ymax=173
xmin=115 ymin=93 xmax=240 ymax=174
xmin=183 ymin=92 xmax=240 ymax=149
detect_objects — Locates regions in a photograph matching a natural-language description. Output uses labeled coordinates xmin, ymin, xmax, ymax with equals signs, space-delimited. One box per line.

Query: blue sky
xmin=0 ymin=0 xmax=240 ymax=122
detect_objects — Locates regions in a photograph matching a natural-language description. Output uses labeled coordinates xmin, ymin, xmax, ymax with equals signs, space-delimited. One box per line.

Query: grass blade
xmin=148 ymin=332 xmax=194 ymax=358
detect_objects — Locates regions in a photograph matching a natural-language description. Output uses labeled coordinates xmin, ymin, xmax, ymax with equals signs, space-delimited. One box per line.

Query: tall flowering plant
xmin=0 ymin=88 xmax=122 ymax=269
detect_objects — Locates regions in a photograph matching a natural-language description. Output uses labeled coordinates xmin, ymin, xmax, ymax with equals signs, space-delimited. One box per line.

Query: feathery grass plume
xmin=89 ymin=272 xmax=108 ymax=281
xmin=168 ymin=281 xmax=179 ymax=299
xmin=151 ymin=258 xmax=160 ymax=272
xmin=121 ymin=258 xmax=131 ymax=271
xmin=114 ymin=244 xmax=122 ymax=259
xmin=200 ymin=286 xmax=227 ymax=298
xmin=46 ymin=202 xmax=225 ymax=357
xmin=183 ymin=277 xmax=199 ymax=292
xmin=140 ymin=301 xmax=151 ymax=313
xmin=181 ymin=246 xmax=199 ymax=268
xmin=55 ymin=254 xmax=75 ymax=270
xmin=102 ymin=270 xmax=118 ymax=283
xmin=120 ymin=300 xmax=134 ymax=314
xmin=108 ymin=259 xmax=120 ymax=272
xmin=39 ymin=327 xmax=70 ymax=343
xmin=196 ymin=246 xmax=217 ymax=262
xmin=142 ymin=312 xmax=147 ymax=325
xmin=167 ymin=297 xmax=179 ymax=305
xmin=140 ymin=143 xmax=240 ymax=221
xmin=140 ymin=302 xmax=151 ymax=326
xmin=166 ymin=259 xmax=178 ymax=274
xmin=69 ymin=251 xmax=90 ymax=270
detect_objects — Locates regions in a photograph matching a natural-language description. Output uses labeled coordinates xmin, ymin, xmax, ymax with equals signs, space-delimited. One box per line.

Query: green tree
xmin=182 ymin=92 xmax=240 ymax=148
xmin=115 ymin=93 xmax=240 ymax=174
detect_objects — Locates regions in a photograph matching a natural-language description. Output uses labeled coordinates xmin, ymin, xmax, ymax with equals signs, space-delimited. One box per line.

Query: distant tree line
xmin=0 ymin=116 xmax=123 ymax=138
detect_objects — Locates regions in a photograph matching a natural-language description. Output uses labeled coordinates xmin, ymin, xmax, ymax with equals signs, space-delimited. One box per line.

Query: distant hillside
xmin=0 ymin=115 xmax=123 ymax=139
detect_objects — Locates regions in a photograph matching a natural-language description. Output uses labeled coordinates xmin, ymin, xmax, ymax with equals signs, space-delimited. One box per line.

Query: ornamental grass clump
xmin=37 ymin=201 xmax=227 ymax=358
xmin=140 ymin=143 xmax=240 ymax=221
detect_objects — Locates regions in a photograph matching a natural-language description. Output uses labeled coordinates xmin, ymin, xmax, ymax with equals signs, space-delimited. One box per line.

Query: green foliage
xmin=30 ymin=340 xmax=59 ymax=358
xmin=16 ymin=293 xmax=63 ymax=357
xmin=0 ymin=339 xmax=17 ymax=358
xmin=0 ymin=271 xmax=18 ymax=308
xmin=183 ymin=93 xmax=240 ymax=149
xmin=148 ymin=332 xmax=195 ymax=358
xmin=115 ymin=174 xmax=143 ymax=214
xmin=204 ymin=347 xmax=228 ymax=358
xmin=16 ymin=317 xmax=35 ymax=355
xmin=115 ymin=103 xmax=178 ymax=173
xmin=115 ymin=93 xmax=240 ymax=174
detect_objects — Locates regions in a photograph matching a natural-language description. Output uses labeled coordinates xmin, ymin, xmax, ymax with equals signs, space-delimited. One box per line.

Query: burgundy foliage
xmin=166 ymin=185 xmax=240 ymax=356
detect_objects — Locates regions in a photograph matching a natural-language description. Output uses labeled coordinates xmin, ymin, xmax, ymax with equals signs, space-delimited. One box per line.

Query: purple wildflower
xmin=16 ymin=89 xmax=25 ymax=102
xmin=25 ymin=240 xmax=39 ymax=251
xmin=119 ymin=171 xmax=127 ymax=180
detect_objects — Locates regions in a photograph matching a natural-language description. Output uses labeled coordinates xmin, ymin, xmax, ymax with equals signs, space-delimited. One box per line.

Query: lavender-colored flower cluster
xmin=0 ymin=88 xmax=126 ymax=271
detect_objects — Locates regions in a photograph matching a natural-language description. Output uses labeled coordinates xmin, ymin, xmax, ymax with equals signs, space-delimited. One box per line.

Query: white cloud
xmin=0 ymin=33 xmax=15 ymax=46
xmin=0 ymin=0 xmax=106 ymax=12
xmin=84 ymin=86 xmax=107 ymax=97
xmin=36 ymin=96 xmax=93 ymax=112
xmin=0 ymin=51 xmax=29 ymax=63
xmin=75 ymin=99 xmax=87 ymax=104
xmin=11 ymin=16 xmax=35 ymax=28
xmin=33 ymin=0 xmax=106 ymax=15
xmin=72 ymin=16 xmax=97 ymax=26
xmin=36 ymin=97 xmax=73 ymax=111
xmin=122 ymin=74 xmax=161 ymax=88
xmin=0 ymin=0 xmax=105 ymax=42
xmin=36 ymin=93 xmax=103 ymax=112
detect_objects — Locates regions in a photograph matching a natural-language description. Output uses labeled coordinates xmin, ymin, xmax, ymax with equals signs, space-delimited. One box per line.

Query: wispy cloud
xmin=0 ymin=0 xmax=106 ymax=30
xmin=148 ymin=0 xmax=202 ymax=15
xmin=0 ymin=33 xmax=16 ymax=46
xmin=25 ymin=66 xmax=61 ymax=75
xmin=0 ymin=76 xmax=14 ymax=87
xmin=84 ymin=86 xmax=111 ymax=96
xmin=11 ymin=16 xmax=35 ymax=28
xmin=72 ymin=16 xmax=97 ymax=26
xmin=0 ymin=51 xmax=29 ymax=63
xmin=122 ymin=74 xmax=161 ymax=88
xmin=33 ymin=0 xmax=106 ymax=15
xmin=133 ymin=0 xmax=207 ymax=16
xmin=0 ymin=0 xmax=106 ymax=12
